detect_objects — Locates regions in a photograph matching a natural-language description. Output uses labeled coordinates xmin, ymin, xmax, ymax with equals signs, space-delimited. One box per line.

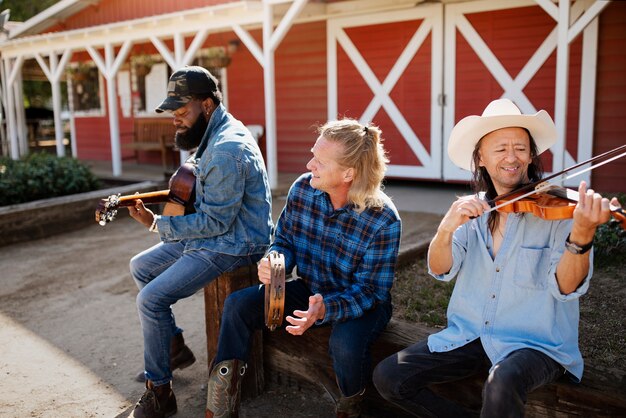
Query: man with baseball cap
xmin=127 ymin=66 xmax=272 ymax=418
xmin=373 ymin=98 xmax=618 ymax=417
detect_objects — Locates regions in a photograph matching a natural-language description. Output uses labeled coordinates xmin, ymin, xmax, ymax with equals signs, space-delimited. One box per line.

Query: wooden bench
xmin=263 ymin=319 xmax=626 ymax=417
xmin=123 ymin=118 xmax=178 ymax=171
xmin=204 ymin=264 xmax=264 ymax=399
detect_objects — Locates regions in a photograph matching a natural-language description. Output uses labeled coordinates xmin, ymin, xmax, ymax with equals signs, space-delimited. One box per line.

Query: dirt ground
xmin=5 ymin=201 xmax=621 ymax=417
xmin=0 ymin=217 xmax=338 ymax=418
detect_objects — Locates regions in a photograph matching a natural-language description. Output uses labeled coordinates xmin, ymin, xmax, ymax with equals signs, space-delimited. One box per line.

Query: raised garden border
xmin=0 ymin=181 xmax=162 ymax=247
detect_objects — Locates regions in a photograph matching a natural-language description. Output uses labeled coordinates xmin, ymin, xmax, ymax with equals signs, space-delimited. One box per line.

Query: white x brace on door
xmin=443 ymin=0 xmax=603 ymax=184
xmin=327 ymin=3 xmax=444 ymax=179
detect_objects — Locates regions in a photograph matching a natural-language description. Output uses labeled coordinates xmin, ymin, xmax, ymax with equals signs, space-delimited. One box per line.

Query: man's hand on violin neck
xmin=570 ymin=181 xmax=612 ymax=241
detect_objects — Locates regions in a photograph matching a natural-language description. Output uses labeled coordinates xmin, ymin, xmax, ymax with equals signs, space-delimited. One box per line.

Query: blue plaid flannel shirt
xmin=270 ymin=173 xmax=402 ymax=324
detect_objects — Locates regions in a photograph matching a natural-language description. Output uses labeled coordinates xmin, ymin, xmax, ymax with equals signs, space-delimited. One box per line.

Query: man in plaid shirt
xmin=206 ymin=118 xmax=402 ymax=418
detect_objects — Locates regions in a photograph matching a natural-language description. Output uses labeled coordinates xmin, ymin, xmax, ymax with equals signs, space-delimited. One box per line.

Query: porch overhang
xmin=1 ymin=2 xmax=266 ymax=58
xmin=0 ymin=0 xmax=425 ymax=59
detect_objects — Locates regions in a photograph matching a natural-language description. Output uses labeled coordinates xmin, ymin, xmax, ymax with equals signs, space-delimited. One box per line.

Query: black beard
xmin=174 ymin=115 xmax=208 ymax=151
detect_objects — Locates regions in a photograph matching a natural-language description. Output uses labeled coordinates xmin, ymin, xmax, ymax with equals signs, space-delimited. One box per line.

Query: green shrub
xmin=0 ymin=153 xmax=101 ymax=206
xmin=593 ymin=194 xmax=626 ymax=267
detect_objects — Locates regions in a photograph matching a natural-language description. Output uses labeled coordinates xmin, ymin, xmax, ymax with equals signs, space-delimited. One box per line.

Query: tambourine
xmin=264 ymin=251 xmax=285 ymax=331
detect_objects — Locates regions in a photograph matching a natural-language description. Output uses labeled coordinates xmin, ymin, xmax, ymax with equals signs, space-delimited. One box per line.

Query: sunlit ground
xmin=0 ymin=313 xmax=131 ymax=418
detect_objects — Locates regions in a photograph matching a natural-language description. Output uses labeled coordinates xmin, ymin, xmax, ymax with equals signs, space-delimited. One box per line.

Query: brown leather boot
xmin=336 ymin=389 xmax=365 ymax=418
xmin=133 ymin=380 xmax=177 ymax=418
xmin=135 ymin=333 xmax=196 ymax=382
xmin=205 ymin=359 xmax=247 ymax=418
xmin=170 ymin=332 xmax=196 ymax=370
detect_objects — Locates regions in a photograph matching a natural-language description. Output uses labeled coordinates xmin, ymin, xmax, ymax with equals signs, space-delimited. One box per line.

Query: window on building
xmin=131 ymin=49 xmax=228 ymax=117
xmin=67 ymin=63 xmax=104 ymax=116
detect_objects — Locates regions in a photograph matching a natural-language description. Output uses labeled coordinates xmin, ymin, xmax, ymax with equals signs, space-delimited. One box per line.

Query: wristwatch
xmin=564 ymin=233 xmax=593 ymax=255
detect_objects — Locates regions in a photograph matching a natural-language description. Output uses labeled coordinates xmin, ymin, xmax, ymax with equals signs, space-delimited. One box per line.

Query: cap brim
xmin=155 ymin=96 xmax=189 ymax=113
xmin=447 ymin=110 xmax=557 ymax=171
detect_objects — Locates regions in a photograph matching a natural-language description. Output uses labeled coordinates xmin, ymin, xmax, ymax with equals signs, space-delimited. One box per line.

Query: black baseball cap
xmin=155 ymin=66 xmax=219 ymax=113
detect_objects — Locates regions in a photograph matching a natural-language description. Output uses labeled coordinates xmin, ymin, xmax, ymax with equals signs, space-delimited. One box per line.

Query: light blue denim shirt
xmin=156 ymin=104 xmax=273 ymax=256
xmin=427 ymin=212 xmax=592 ymax=381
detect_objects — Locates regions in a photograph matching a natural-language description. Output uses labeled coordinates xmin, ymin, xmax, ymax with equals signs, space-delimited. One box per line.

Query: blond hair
xmin=318 ymin=118 xmax=389 ymax=212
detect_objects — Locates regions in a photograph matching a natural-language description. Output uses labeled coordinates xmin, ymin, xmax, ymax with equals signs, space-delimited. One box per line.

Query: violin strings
xmin=482 ymin=149 xmax=626 ymax=216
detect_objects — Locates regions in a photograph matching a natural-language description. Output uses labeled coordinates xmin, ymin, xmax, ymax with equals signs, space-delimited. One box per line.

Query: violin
xmin=486 ymin=144 xmax=626 ymax=228
xmin=493 ymin=183 xmax=626 ymax=228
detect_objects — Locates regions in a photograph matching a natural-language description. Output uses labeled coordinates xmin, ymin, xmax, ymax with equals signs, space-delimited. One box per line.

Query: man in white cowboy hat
xmin=372 ymin=98 xmax=619 ymax=417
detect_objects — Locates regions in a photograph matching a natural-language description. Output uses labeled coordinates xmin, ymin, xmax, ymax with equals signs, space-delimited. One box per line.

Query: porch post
xmin=262 ymin=0 xmax=308 ymax=189
xmin=553 ymin=0 xmax=570 ymax=173
xmin=263 ymin=2 xmax=277 ymax=188
xmin=87 ymin=40 xmax=133 ymax=176
xmin=3 ymin=56 xmax=24 ymax=159
xmin=34 ymin=49 xmax=73 ymax=157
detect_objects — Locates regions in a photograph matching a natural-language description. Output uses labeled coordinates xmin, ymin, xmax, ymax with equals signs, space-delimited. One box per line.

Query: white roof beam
xmin=1 ymin=3 xmax=264 ymax=58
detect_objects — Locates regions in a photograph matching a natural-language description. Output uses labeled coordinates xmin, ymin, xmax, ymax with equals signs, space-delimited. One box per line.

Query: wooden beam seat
xmin=204 ymin=264 xmax=264 ymax=400
xmin=263 ymin=318 xmax=626 ymax=417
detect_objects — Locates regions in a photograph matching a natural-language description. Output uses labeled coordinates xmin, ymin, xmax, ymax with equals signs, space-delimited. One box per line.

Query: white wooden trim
xmin=269 ymin=0 xmax=308 ymax=51
xmin=328 ymin=4 xmax=443 ymax=179
xmin=4 ymin=56 xmax=23 ymax=158
xmin=568 ymin=0 xmax=610 ymax=43
xmin=184 ymin=30 xmax=211 ymax=66
xmin=262 ymin=0 xmax=309 ymax=188
xmin=263 ymin=1 xmax=278 ymax=188
xmin=87 ymin=41 xmax=133 ymax=176
xmin=0 ymin=61 xmax=6 ymax=157
xmin=33 ymin=49 xmax=73 ymax=156
xmin=232 ymin=24 xmax=264 ymax=66
xmin=1 ymin=2 xmax=264 ymax=58
xmin=443 ymin=0 xmax=601 ymax=184
xmin=534 ymin=0 xmax=559 ymax=21
xmin=327 ymin=22 xmax=338 ymax=120
xmin=14 ymin=72 xmax=28 ymax=156
xmin=443 ymin=4 xmax=460 ymax=181
xmin=574 ymin=3 xmax=600 ymax=185
xmin=553 ymin=0 xmax=571 ymax=173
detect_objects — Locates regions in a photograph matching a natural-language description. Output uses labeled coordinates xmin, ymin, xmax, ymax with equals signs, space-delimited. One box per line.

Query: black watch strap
xmin=565 ymin=233 xmax=593 ymax=255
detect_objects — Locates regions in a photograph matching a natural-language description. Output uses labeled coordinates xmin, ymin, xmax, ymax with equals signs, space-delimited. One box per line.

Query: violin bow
xmin=484 ymin=144 xmax=626 ymax=214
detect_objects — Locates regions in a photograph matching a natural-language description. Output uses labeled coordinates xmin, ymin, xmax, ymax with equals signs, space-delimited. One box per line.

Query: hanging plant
xmin=68 ymin=63 xmax=93 ymax=82
xmin=198 ymin=47 xmax=231 ymax=69
xmin=132 ymin=54 xmax=155 ymax=77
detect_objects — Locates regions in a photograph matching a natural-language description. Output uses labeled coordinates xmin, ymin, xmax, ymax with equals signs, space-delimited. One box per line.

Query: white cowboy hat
xmin=447 ymin=98 xmax=557 ymax=171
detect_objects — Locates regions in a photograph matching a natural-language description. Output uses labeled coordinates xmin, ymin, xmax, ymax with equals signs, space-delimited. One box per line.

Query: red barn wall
xmin=62 ymin=2 xmax=624 ymax=190
xmin=48 ymin=0 xmax=236 ymax=32
xmin=593 ymin=1 xmax=626 ymax=193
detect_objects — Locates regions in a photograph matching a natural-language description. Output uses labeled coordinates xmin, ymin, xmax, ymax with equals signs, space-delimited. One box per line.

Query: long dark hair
xmin=470 ymin=128 xmax=544 ymax=231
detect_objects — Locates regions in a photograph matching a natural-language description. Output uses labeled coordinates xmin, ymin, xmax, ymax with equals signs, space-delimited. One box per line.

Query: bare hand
xmin=257 ymin=257 xmax=271 ymax=285
xmin=439 ymin=195 xmax=490 ymax=234
xmin=570 ymin=181 xmax=612 ymax=243
xmin=285 ymin=294 xmax=325 ymax=336
xmin=127 ymin=199 xmax=155 ymax=228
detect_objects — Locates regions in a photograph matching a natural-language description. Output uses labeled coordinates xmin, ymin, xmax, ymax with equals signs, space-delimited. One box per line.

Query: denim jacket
xmin=156 ymin=104 xmax=273 ymax=256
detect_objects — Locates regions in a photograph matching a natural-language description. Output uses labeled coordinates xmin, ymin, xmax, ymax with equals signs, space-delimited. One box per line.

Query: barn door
xmin=327 ymin=4 xmax=444 ymax=179
xmin=443 ymin=0 xmax=601 ymax=184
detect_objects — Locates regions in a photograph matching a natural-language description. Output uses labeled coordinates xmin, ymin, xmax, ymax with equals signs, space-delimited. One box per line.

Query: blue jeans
xmin=130 ymin=240 xmax=261 ymax=386
xmin=215 ymin=279 xmax=392 ymax=397
xmin=373 ymin=338 xmax=565 ymax=418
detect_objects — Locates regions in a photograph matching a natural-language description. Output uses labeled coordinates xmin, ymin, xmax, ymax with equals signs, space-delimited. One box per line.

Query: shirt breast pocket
xmin=328 ymin=235 xmax=367 ymax=273
xmin=513 ymin=247 xmax=551 ymax=290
